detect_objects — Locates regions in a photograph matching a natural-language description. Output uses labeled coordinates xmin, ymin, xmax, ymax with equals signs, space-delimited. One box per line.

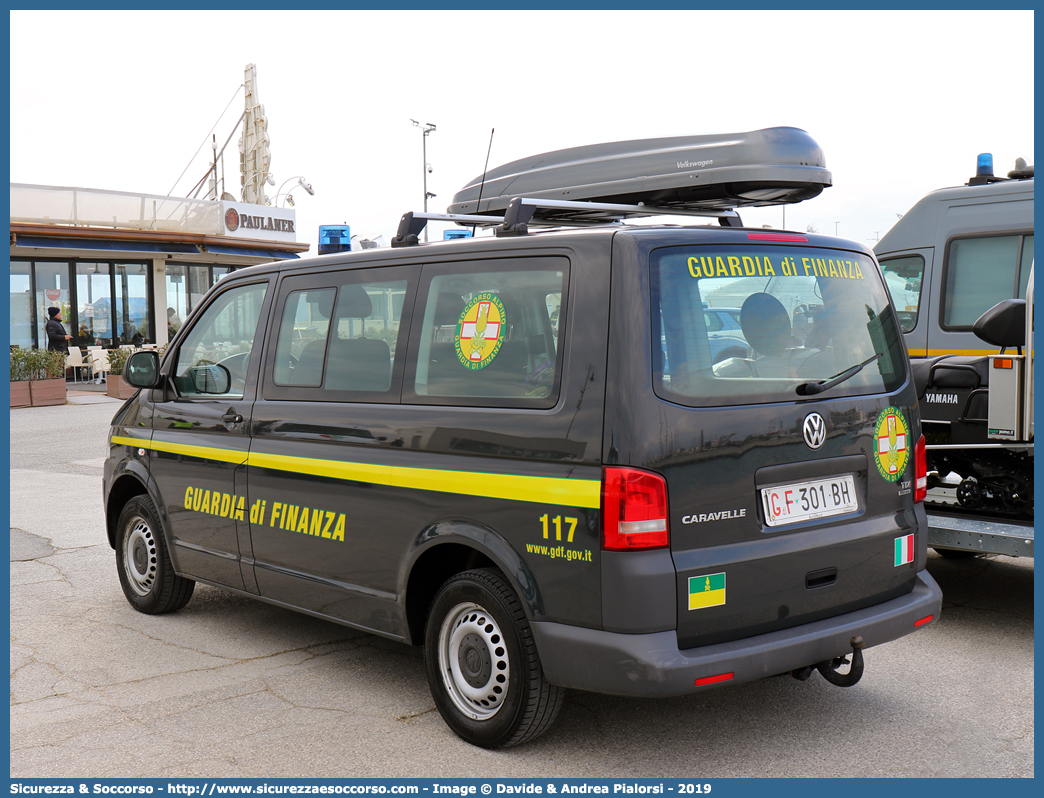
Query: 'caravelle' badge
xmin=455 ymin=293 xmax=506 ymax=370
xmin=873 ymin=406 xmax=910 ymax=481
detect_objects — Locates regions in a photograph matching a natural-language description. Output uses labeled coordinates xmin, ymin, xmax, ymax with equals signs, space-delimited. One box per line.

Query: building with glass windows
xmin=10 ymin=183 xmax=309 ymax=349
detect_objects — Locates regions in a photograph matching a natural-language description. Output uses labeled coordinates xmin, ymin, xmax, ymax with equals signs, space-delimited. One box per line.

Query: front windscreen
xmin=651 ymin=244 xmax=906 ymax=406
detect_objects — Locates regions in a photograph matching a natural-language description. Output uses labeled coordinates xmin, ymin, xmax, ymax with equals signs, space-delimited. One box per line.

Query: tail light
xmin=914 ymin=435 xmax=927 ymax=503
xmin=601 ymin=467 xmax=669 ymax=551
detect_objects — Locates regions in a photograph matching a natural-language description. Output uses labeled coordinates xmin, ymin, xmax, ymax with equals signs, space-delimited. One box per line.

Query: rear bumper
xmin=532 ymin=569 xmax=942 ymax=697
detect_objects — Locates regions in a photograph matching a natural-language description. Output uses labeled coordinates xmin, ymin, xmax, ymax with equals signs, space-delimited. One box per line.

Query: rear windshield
xmin=651 ymin=244 xmax=907 ymax=407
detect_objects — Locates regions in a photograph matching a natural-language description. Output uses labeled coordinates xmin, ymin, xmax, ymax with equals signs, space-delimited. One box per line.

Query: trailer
xmin=875 ymin=155 xmax=1034 ymax=558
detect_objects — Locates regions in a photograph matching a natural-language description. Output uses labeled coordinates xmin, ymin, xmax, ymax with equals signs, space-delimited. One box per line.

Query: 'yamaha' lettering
xmin=925 ymin=392 xmax=959 ymax=404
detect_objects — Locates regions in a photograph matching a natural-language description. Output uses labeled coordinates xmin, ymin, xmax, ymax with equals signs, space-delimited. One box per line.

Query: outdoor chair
xmin=65 ymin=347 xmax=89 ymax=382
xmin=89 ymin=349 xmax=111 ymax=384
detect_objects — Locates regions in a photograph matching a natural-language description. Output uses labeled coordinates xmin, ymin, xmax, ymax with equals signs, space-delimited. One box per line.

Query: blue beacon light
xmin=976 ymin=153 xmax=994 ymax=177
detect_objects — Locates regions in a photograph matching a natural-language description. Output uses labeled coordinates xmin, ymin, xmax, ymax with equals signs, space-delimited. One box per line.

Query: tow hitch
xmin=791 ymin=635 xmax=865 ymax=687
xmin=816 ymin=635 xmax=865 ymax=687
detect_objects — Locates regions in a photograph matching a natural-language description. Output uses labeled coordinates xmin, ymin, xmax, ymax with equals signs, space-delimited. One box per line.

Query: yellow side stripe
xmin=111 ymin=436 xmax=601 ymax=509
xmin=908 ymin=347 xmax=1034 ymax=358
xmin=112 ymin=435 xmax=248 ymax=466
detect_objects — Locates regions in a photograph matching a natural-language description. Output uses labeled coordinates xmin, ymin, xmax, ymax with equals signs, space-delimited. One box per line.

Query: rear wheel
xmin=115 ymin=495 xmax=195 ymax=613
xmin=424 ymin=568 xmax=563 ymax=749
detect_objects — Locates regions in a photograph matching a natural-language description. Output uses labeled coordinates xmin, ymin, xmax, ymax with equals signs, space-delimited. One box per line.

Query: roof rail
xmin=390 ymin=198 xmax=743 ymax=247
xmin=494 ymin=197 xmax=742 ymax=236
xmin=390 ymin=211 xmax=498 ymax=248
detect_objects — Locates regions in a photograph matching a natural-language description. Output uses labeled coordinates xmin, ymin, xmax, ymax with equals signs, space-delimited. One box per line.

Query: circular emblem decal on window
xmin=455 ymin=293 xmax=506 ymax=370
xmin=225 ymin=207 xmax=240 ymax=232
xmin=873 ymin=406 xmax=910 ymax=481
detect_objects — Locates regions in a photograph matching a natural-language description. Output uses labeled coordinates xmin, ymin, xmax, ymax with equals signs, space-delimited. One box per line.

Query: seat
xmin=292 ymin=339 xmax=328 ymax=386
xmin=739 ymin=293 xmax=791 ymax=357
xmin=65 ymin=347 xmax=88 ymax=382
xmin=912 ymin=355 xmax=990 ymax=395
xmin=323 ymin=284 xmax=392 ymax=392
xmin=90 ymin=349 xmax=112 ymax=383
xmin=326 ymin=336 xmax=391 ymax=392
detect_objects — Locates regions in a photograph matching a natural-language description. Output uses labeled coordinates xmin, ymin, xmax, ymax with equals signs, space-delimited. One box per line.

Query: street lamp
xmin=411 ymin=119 xmax=437 ymax=241
xmin=271 ymin=176 xmax=315 ymax=207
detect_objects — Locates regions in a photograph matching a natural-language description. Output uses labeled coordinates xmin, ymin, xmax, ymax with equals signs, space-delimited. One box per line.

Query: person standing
xmin=45 ymin=307 xmax=71 ymax=353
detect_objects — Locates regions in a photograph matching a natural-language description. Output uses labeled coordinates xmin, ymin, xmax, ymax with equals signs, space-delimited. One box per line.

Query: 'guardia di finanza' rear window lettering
xmin=653 ymin=245 xmax=905 ymax=407
xmin=685 ymin=252 xmax=866 ymax=280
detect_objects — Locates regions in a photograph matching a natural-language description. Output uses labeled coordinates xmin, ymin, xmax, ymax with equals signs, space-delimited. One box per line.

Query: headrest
xmin=339 ymin=284 xmax=372 ymax=319
xmin=740 ymin=293 xmax=791 ymax=356
xmin=434 ymin=292 xmax=464 ymax=326
xmin=313 ymin=291 xmax=334 ymax=319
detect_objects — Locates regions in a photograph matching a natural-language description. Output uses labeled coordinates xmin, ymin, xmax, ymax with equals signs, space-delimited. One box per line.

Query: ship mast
xmin=239 ymin=63 xmax=271 ymax=204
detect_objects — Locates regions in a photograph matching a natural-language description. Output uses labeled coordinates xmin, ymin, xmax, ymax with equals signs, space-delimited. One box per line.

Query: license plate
xmin=761 ymin=475 xmax=857 ymax=527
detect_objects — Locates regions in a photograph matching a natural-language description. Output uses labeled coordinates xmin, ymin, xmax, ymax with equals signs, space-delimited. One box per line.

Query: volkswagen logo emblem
xmin=803 ymin=413 xmax=827 ymax=449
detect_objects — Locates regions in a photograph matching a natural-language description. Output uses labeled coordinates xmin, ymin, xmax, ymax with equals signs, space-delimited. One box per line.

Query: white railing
xmin=10 ymin=183 xmax=223 ymax=235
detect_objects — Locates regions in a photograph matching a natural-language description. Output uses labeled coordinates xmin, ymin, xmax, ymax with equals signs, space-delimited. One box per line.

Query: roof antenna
xmin=472 ymin=128 xmax=495 ymax=236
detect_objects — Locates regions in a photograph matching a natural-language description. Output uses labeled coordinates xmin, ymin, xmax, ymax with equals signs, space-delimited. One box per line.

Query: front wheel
xmin=115 ymin=495 xmax=195 ymax=614
xmin=424 ymin=569 xmax=563 ymax=749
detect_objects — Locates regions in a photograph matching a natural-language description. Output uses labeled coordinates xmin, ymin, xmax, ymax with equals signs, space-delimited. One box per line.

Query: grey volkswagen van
xmin=104 ymin=129 xmax=942 ymax=748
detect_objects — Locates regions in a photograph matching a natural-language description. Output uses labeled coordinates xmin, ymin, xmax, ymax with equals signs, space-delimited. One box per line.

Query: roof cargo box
xmin=448 ymin=127 xmax=831 ymax=221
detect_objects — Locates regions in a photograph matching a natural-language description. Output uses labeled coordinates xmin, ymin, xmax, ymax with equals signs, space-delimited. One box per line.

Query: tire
xmin=424 ymin=568 xmax=563 ymax=749
xmin=933 ymin=547 xmax=979 ymax=560
xmin=115 ymin=495 xmax=195 ymax=614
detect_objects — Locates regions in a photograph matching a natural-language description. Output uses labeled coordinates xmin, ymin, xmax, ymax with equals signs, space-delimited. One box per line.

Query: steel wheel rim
xmin=438 ymin=601 xmax=510 ymax=721
xmin=123 ymin=515 xmax=158 ymax=597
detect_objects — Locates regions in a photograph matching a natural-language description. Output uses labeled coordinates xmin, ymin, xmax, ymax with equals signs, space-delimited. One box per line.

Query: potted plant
xmin=105 ymin=347 xmax=139 ymax=399
xmin=9 ymin=347 xmax=32 ymax=407
xmin=28 ymin=348 xmax=68 ymax=407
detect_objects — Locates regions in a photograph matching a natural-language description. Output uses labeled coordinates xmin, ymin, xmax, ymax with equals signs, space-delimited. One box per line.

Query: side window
xmin=172 ymin=282 xmax=268 ymax=399
xmin=880 ymin=255 xmax=925 ymax=333
xmin=264 ymin=267 xmax=416 ymax=401
xmin=943 ymin=235 xmax=1022 ymax=328
xmin=274 ymin=289 xmax=335 ymax=386
xmin=406 ymin=258 xmax=568 ymax=408
xmin=1018 ymin=235 xmax=1034 ymax=299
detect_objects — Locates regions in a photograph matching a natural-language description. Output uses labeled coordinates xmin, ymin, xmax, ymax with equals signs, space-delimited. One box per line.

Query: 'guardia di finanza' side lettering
xmin=183 ymin=486 xmax=346 ymax=541
xmin=687 ymin=254 xmax=865 ymax=280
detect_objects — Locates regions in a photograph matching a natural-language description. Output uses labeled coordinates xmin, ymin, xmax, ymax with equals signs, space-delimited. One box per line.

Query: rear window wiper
xmin=797 ymin=353 xmax=883 ymax=396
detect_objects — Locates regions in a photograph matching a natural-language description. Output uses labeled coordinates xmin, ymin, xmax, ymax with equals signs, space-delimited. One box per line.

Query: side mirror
xmin=191 ymin=363 xmax=232 ymax=394
xmin=124 ymin=351 xmax=160 ymax=388
xmin=973 ymin=298 xmax=1026 ymax=349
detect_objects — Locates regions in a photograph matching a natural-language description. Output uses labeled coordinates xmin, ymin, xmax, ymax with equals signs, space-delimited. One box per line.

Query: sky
xmin=8 ymin=9 xmax=1035 ymax=253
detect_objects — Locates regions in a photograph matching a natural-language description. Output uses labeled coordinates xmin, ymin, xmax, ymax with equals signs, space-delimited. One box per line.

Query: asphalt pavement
xmin=8 ymin=394 xmax=1034 ymax=778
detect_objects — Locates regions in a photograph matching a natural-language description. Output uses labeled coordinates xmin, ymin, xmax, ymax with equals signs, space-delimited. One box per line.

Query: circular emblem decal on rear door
xmin=225 ymin=207 xmax=240 ymax=232
xmin=455 ymin=293 xmax=506 ymax=370
xmin=802 ymin=413 xmax=826 ymax=450
xmin=873 ymin=406 xmax=910 ymax=481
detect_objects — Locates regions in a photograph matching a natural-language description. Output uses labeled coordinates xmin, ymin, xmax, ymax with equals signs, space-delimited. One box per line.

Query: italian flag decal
xmin=688 ymin=573 xmax=726 ymax=610
xmin=894 ymin=534 xmax=915 ymax=566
